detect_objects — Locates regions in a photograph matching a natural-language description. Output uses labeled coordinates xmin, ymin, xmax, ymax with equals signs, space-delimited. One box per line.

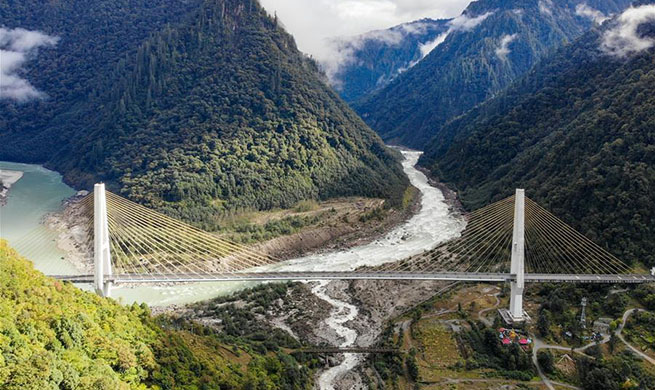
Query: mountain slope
xmin=327 ymin=18 xmax=451 ymax=103
xmin=0 ymin=0 xmax=408 ymax=229
xmin=0 ymin=240 xmax=312 ymax=389
xmin=354 ymin=0 xmax=632 ymax=148
xmin=420 ymin=5 xmax=655 ymax=267
xmin=0 ymin=0 xmax=204 ymax=159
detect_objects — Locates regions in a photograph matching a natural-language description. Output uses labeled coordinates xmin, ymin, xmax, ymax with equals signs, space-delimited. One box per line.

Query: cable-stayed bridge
xmin=44 ymin=184 xmax=655 ymax=323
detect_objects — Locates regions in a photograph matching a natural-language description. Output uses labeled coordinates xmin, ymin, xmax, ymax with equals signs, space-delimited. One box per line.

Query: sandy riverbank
xmin=0 ymin=170 xmax=24 ymax=206
xmin=42 ymin=191 xmax=93 ymax=273
xmin=43 ymin=183 xmax=421 ymax=277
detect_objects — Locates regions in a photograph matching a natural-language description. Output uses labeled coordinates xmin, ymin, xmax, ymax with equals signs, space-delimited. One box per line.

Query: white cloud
xmin=0 ymin=27 xmax=59 ymax=103
xmin=602 ymin=5 xmax=655 ymax=57
xmin=538 ymin=0 xmax=553 ymax=16
xmin=575 ymin=3 xmax=609 ymax=24
xmin=259 ymin=0 xmax=472 ymax=80
xmin=495 ymin=33 xmax=518 ymax=60
xmin=418 ymin=32 xmax=449 ymax=58
xmin=448 ymin=11 xmax=493 ymax=31
xmin=416 ymin=11 xmax=494 ymax=60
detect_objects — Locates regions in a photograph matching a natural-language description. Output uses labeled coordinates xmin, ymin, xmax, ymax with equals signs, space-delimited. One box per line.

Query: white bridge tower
xmin=94 ymin=183 xmax=112 ymax=297
xmin=500 ymin=189 xmax=527 ymax=324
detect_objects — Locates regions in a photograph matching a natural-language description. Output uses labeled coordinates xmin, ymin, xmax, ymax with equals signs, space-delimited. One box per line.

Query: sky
xmin=259 ymin=0 xmax=473 ymax=62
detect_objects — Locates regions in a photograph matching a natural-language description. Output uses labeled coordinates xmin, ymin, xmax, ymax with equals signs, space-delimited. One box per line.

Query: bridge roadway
xmin=50 ymin=271 xmax=655 ymax=284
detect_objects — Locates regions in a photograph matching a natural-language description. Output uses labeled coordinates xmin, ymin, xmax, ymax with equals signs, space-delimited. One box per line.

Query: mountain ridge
xmin=353 ymin=0 xmax=632 ymax=148
xmin=326 ymin=18 xmax=451 ymax=102
xmin=0 ymin=0 xmax=408 ymax=230
xmin=420 ymin=5 xmax=655 ymax=267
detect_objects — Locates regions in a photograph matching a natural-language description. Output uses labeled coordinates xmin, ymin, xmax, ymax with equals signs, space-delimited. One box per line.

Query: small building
xmin=593 ymin=317 xmax=612 ymax=334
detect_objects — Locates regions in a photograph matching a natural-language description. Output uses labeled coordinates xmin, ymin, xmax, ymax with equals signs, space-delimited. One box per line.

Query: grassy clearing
xmin=216 ymin=197 xmax=385 ymax=243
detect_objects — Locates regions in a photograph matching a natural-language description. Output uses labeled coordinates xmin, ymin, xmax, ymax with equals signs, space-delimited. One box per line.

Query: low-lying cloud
xmin=0 ymin=27 xmax=59 ymax=102
xmin=323 ymin=20 xmax=440 ymax=86
xmin=259 ymin=0 xmax=472 ymax=84
xmin=602 ymin=5 xmax=655 ymax=57
xmin=538 ymin=0 xmax=553 ymax=16
xmin=495 ymin=33 xmax=518 ymax=60
xmin=417 ymin=11 xmax=493 ymax=60
xmin=418 ymin=32 xmax=449 ymax=58
xmin=575 ymin=3 xmax=609 ymax=25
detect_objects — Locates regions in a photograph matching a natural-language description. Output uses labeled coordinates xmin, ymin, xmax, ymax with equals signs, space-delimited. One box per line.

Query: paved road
xmin=616 ymin=309 xmax=655 ymax=365
xmin=533 ymin=308 xmax=654 ymax=390
xmin=477 ymin=291 xmax=501 ymax=327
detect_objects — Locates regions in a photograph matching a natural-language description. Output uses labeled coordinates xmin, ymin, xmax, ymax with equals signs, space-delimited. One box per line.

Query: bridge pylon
xmin=94 ymin=183 xmax=112 ymax=297
xmin=500 ymin=189 xmax=528 ymax=324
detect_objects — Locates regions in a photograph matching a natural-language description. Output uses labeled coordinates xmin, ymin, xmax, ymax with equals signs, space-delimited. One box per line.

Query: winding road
xmin=617 ymin=309 xmax=655 ymax=365
xmin=532 ymin=308 xmax=654 ymax=390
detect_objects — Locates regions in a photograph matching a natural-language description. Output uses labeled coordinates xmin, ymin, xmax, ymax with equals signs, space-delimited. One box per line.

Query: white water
xmin=263 ymin=151 xmax=465 ymax=274
xmin=311 ymin=281 xmax=362 ymax=390
xmin=0 ymin=151 xmax=465 ymax=305
xmin=1 ymin=151 xmax=465 ymax=389
xmin=109 ymin=151 xmax=465 ymax=304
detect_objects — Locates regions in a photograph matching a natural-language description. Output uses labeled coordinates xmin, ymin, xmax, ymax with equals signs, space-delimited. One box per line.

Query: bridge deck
xmin=50 ymin=272 xmax=655 ymax=284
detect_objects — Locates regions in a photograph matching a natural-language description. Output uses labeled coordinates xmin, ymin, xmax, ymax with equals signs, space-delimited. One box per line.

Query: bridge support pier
xmin=94 ymin=183 xmax=112 ymax=297
xmin=500 ymin=189 xmax=527 ymax=324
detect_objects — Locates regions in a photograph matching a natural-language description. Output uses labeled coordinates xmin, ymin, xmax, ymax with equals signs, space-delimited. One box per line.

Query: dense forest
xmin=420 ymin=9 xmax=655 ymax=267
xmin=0 ymin=0 xmax=408 ymax=229
xmin=329 ymin=18 xmax=450 ymax=103
xmin=354 ymin=0 xmax=632 ymax=148
xmin=0 ymin=240 xmax=313 ymax=389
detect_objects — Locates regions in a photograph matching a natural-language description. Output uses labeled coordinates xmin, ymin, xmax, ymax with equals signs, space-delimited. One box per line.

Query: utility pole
xmin=580 ymin=297 xmax=587 ymax=328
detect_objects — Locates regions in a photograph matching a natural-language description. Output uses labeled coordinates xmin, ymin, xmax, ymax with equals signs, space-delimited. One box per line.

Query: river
xmin=0 ymin=162 xmax=78 ymax=276
xmin=1 ymin=151 xmax=465 ymax=389
xmin=1 ymin=151 xmax=464 ymax=305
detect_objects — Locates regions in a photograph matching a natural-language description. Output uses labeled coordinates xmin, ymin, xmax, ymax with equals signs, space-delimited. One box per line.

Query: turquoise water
xmin=0 ymin=153 xmax=465 ymax=306
xmin=0 ymin=162 xmax=78 ymax=275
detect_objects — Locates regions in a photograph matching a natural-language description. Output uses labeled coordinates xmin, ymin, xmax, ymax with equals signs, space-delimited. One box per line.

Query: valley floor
xmin=43 ymin=189 xmax=420 ymax=275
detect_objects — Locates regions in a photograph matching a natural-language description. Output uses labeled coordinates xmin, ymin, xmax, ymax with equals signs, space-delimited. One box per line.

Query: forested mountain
xmin=420 ymin=4 xmax=655 ymax=267
xmin=354 ymin=0 xmax=632 ymax=148
xmin=327 ymin=18 xmax=451 ymax=103
xmin=0 ymin=240 xmax=312 ymax=389
xmin=0 ymin=0 xmax=408 ymax=229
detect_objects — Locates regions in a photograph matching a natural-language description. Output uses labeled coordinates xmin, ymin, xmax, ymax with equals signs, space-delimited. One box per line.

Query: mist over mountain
xmin=0 ymin=0 xmax=408 ymax=229
xmin=420 ymin=3 xmax=655 ymax=266
xmin=353 ymin=0 xmax=632 ymax=148
xmin=325 ymin=18 xmax=451 ymax=103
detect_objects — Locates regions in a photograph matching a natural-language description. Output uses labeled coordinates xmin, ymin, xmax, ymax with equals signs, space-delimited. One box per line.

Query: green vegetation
xmin=532 ymin=283 xmax=624 ymax=343
xmin=537 ymin=350 xmax=554 ymax=374
xmin=331 ymin=18 xmax=450 ymax=103
xmin=0 ymin=240 xmax=313 ymax=389
xmin=575 ymin=352 xmax=655 ymax=390
xmin=456 ymin=325 xmax=534 ymax=381
xmin=1 ymin=0 xmax=408 ymax=231
xmin=223 ymin=214 xmax=321 ymax=243
xmin=531 ymin=283 xmax=655 ymax=388
xmin=354 ymin=0 xmax=631 ymax=148
xmin=293 ymin=200 xmax=319 ymax=213
xmin=634 ymin=284 xmax=655 ymax=311
xmin=421 ymin=22 xmax=655 ymax=267
xmin=187 ymin=283 xmax=305 ymax=354
xmin=623 ymin=310 xmax=655 ymax=359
